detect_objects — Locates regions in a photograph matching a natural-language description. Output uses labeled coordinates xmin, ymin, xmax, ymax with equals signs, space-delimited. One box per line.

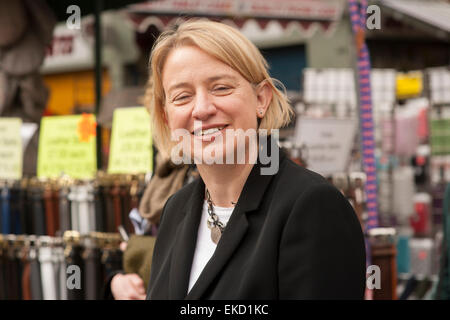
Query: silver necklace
xmin=205 ymin=189 xmax=231 ymax=244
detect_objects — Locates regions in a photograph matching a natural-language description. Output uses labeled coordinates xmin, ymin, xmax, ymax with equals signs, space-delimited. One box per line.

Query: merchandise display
xmin=0 ymin=175 xmax=147 ymax=237
xmin=0 ymin=232 xmax=122 ymax=300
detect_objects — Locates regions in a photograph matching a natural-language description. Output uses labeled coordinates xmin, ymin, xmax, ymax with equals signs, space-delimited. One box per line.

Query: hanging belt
xmin=23 ymin=187 xmax=33 ymax=235
xmin=52 ymin=187 xmax=60 ymax=236
xmin=0 ymin=246 xmax=6 ymax=300
xmin=69 ymin=186 xmax=80 ymax=232
xmin=87 ymin=185 xmax=96 ymax=233
xmin=18 ymin=186 xmax=29 ymax=234
xmin=21 ymin=246 xmax=32 ymax=300
xmin=55 ymin=246 xmax=67 ymax=300
xmin=6 ymin=245 xmax=21 ymax=299
xmin=10 ymin=187 xmax=22 ymax=234
xmin=65 ymin=244 xmax=85 ymax=300
xmin=94 ymin=185 xmax=105 ymax=232
xmin=120 ymin=185 xmax=133 ymax=234
xmin=111 ymin=183 xmax=122 ymax=232
xmin=59 ymin=187 xmax=71 ymax=233
xmin=104 ymin=186 xmax=115 ymax=233
xmin=77 ymin=185 xmax=91 ymax=235
xmin=43 ymin=186 xmax=57 ymax=237
xmin=39 ymin=245 xmax=58 ymax=300
xmin=29 ymin=246 xmax=43 ymax=300
xmin=83 ymin=240 xmax=102 ymax=300
xmin=31 ymin=188 xmax=46 ymax=236
xmin=1 ymin=186 xmax=11 ymax=234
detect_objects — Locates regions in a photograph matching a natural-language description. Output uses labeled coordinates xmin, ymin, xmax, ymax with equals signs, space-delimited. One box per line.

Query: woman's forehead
xmin=162 ymin=46 xmax=243 ymax=88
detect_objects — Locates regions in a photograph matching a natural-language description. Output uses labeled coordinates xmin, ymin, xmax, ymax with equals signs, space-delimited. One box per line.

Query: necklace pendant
xmin=210 ymin=226 xmax=222 ymax=244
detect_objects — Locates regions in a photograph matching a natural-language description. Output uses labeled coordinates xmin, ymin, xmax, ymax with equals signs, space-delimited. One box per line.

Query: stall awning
xmin=377 ymin=0 xmax=450 ymax=40
xmin=127 ymin=0 xmax=345 ymax=39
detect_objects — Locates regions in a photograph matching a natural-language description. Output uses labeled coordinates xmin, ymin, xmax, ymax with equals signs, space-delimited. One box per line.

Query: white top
xmin=187 ymin=200 xmax=234 ymax=293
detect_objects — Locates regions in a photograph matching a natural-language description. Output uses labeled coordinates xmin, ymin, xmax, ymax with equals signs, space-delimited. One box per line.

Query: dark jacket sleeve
xmin=103 ymin=270 xmax=125 ymax=300
xmin=278 ymin=183 xmax=366 ymax=299
xmin=146 ymin=194 xmax=175 ymax=299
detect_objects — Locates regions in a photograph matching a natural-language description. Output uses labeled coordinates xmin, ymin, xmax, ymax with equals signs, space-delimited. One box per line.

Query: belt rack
xmin=0 ymin=231 xmax=122 ymax=249
xmin=0 ymin=172 xmax=150 ymax=236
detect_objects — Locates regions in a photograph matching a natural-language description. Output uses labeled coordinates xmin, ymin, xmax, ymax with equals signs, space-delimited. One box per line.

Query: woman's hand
xmin=111 ymin=273 xmax=146 ymax=300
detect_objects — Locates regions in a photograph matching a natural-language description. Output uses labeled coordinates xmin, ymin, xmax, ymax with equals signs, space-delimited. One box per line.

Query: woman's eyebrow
xmin=167 ymin=82 xmax=191 ymax=95
xmin=167 ymin=74 xmax=238 ymax=94
xmin=206 ymin=74 xmax=238 ymax=83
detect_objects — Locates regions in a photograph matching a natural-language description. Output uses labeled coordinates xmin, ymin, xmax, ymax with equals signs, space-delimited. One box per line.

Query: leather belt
xmin=104 ymin=186 xmax=115 ymax=233
xmin=83 ymin=240 xmax=103 ymax=300
xmin=0 ymin=246 xmax=6 ymax=300
xmin=39 ymin=246 xmax=58 ymax=300
xmin=68 ymin=186 xmax=80 ymax=232
xmin=65 ymin=244 xmax=84 ymax=300
xmin=1 ymin=186 xmax=11 ymax=234
xmin=10 ymin=187 xmax=22 ymax=234
xmin=43 ymin=186 xmax=57 ymax=236
xmin=111 ymin=183 xmax=122 ymax=232
xmin=6 ymin=245 xmax=21 ymax=299
xmin=94 ymin=185 xmax=105 ymax=232
xmin=29 ymin=246 xmax=43 ymax=300
xmin=18 ymin=186 xmax=29 ymax=234
xmin=77 ymin=185 xmax=92 ymax=234
xmin=21 ymin=246 xmax=32 ymax=300
xmin=59 ymin=187 xmax=71 ymax=233
xmin=55 ymin=246 xmax=67 ymax=300
xmin=120 ymin=185 xmax=133 ymax=234
xmin=30 ymin=187 xmax=46 ymax=235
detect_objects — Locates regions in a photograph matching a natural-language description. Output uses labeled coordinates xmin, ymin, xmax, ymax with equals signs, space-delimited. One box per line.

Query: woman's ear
xmin=255 ymin=80 xmax=273 ymax=118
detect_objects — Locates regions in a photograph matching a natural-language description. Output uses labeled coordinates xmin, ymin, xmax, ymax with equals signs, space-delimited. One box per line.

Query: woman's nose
xmin=192 ymin=91 xmax=216 ymax=120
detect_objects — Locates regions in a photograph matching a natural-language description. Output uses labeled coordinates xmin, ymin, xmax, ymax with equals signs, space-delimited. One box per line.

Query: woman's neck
xmin=196 ymin=162 xmax=254 ymax=208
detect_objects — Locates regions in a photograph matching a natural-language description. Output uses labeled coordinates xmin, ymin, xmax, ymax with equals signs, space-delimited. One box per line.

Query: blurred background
xmin=0 ymin=0 xmax=449 ymax=301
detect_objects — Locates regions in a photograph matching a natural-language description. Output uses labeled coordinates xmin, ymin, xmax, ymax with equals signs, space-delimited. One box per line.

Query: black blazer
xmin=147 ymin=143 xmax=366 ymax=300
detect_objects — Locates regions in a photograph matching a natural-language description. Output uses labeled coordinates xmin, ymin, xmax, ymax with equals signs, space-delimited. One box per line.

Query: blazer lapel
xmin=186 ymin=142 xmax=285 ymax=299
xmin=168 ymin=177 xmax=204 ymax=299
xmin=171 ymin=136 xmax=286 ymax=299
xmin=185 ymin=201 xmax=249 ymax=299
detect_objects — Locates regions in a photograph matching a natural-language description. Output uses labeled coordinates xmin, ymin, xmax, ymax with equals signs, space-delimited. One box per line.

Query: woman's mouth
xmin=192 ymin=125 xmax=229 ymax=141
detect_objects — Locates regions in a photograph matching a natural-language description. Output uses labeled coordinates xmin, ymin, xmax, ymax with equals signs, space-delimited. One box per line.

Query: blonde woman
xmin=145 ymin=20 xmax=366 ymax=299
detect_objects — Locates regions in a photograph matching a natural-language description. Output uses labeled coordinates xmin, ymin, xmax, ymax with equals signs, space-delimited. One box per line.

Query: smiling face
xmin=161 ymin=45 xmax=271 ymax=164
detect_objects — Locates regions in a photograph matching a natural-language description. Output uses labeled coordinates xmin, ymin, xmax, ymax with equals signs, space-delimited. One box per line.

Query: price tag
xmin=108 ymin=107 xmax=153 ymax=174
xmin=37 ymin=114 xmax=97 ymax=179
xmin=0 ymin=118 xmax=23 ymax=180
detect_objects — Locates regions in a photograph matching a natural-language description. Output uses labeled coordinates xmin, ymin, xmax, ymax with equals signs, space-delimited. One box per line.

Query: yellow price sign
xmin=396 ymin=72 xmax=423 ymax=99
xmin=0 ymin=118 xmax=22 ymax=180
xmin=37 ymin=114 xmax=97 ymax=179
xmin=108 ymin=107 xmax=153 ymax=174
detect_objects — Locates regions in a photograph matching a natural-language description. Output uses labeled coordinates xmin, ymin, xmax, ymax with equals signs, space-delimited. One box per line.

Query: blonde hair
xmin=145 ymin=19 xmax=294 ymax=156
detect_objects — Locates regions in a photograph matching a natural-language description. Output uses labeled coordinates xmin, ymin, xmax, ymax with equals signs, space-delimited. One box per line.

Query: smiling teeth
xmin=196 ymin=126 xmax=225 ymax=136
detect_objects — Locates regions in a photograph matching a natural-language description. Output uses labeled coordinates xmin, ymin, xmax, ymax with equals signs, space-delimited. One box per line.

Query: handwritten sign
xmin=108 ymin=107 xmax=153 ymax=174
xmin=293 ymin=118 xmax=357 ymax=176
xmin=0 ymin=118 xmax=22 ymax=180
xmin=37 ymin=115 xmax=97 ymax=179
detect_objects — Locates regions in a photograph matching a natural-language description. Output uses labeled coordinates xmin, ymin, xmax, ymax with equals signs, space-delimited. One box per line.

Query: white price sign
xmin=293 ymin=117 xmax=357 ymax=176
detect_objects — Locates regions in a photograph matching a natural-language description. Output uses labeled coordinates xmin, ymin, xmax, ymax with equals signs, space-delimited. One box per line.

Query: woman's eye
xmin=173 ymin=95 xmax=191 ymax=103
xmin=213 ymin=86 xmax=232 ymax=93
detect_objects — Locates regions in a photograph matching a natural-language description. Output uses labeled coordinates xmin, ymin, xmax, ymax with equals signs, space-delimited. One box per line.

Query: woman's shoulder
xmin=275 ymin=156 xmax=331 ymax=194
xmin=271 ymin=156 xmax=355 ymax=213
